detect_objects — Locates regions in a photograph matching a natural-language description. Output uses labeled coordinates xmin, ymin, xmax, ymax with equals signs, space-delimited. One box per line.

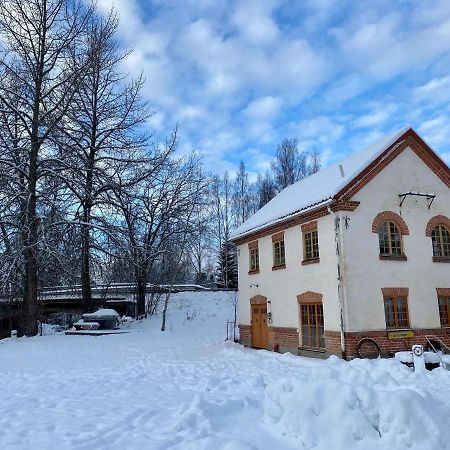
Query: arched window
xmin=379 ymin=221 xmax=403 ymax=256
xmin=431 ymin=224 xmax=450 ymax=257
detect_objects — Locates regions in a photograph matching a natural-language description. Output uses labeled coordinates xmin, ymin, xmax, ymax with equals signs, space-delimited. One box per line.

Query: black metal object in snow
xmin=226 ymin=320 xmax=236 ymax=342
xmin=398 ymin=192 xmax=436 ymax=209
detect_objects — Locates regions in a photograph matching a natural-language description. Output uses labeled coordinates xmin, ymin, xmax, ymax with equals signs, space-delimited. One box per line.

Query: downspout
xmin=328 ymin=206 xmax=347 ymax=359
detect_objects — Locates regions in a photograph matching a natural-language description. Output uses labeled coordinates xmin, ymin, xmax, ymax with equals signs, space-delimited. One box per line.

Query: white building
xmin=231 ymin=128 xmax=450 ymax=359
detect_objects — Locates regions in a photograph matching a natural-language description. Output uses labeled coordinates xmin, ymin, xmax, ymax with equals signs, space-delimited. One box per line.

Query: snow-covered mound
xmin=265 ymin=358 xmax=450 ymax=450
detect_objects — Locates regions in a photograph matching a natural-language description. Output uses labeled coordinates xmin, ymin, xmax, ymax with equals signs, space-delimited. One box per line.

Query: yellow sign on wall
xmin=388 ymin=330 xmax=414 ymax=340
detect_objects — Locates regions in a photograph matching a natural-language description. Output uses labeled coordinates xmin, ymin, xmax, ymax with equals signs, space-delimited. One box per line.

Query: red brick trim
xmin=335 ymin=129 xmax=450 ymax=202
xmin=433 ymin=257 xmax=450 ymax=263
xmin=437 ymin=288 xmax=450 ymax=296
xmin=301 ymin=220 xmax=317 ymax=232
xmin=233 ymin=129 xmax=450 ymax=247
xmin=272 ymin=264 xmax=286 ymax=271
xmin=297 ymin=291 xmax=323 ymax=304
xmin=331 ymin=200 xmax=360 ymax=211
xmin=381 ymin=287 xmax=409 ymax=297
xmin=248 ymin=240 xmax=258 ymax=249
xmin=372 ymin=211 xmax=409 ymax=235
xmin=379 ymin=255 xmax=407 ymax=261
xmin=272 ymin=231 xmax=284 ymax=242
xmin=248 ymin=269 xmax=260 ymax=275
xmin=425 ymin=215 xmax=450 ymax=237
xmin=301 ymin=257 xmax=320 ymax=265
xmin=239 ymin=324 xmax=251 ymax=342
xmin=327 ymin=328 xmax=450 ymax=358
xmin=268 ymin=326 xmax=298 ymax=349
xmin=250 ymin=295 xmax=267 ymax=305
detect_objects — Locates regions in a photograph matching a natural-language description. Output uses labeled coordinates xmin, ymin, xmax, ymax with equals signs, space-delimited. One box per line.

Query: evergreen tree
xmin=215 ymin=241 xmax=237 ymax=288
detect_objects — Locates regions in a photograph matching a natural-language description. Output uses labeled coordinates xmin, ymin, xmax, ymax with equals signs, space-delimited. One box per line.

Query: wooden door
xmin=251 ymin=303 xmax=268 ymax=349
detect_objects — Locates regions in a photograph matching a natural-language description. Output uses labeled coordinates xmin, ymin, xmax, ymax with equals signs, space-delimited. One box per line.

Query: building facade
xmin=232 ymin=128 xmax=450 ymax=359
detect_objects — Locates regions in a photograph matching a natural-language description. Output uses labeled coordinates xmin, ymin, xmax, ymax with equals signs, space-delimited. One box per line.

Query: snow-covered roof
xmin=232 ymin=127 xmax=411 ymax=240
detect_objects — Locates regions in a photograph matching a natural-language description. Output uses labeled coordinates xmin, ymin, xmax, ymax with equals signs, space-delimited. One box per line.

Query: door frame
xmin=250 ymin=295 xmax=268 ymax=349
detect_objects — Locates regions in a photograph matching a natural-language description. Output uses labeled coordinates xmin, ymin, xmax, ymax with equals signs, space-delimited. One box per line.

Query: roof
xmin=231 ymin=127 xmax=412 ymax=240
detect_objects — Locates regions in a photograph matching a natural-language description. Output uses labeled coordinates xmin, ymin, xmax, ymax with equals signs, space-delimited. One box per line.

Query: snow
xmin=1 ymin=290 xmax=450 ymax=450
xmin=232 ymin=127 xmax=410 ymax=239
xmin=83 ymin=308 xmax=120 ymax=318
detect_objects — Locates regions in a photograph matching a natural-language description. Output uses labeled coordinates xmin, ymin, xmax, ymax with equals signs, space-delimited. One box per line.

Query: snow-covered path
xmin=1 ymin=291 xmax=450 ymax=450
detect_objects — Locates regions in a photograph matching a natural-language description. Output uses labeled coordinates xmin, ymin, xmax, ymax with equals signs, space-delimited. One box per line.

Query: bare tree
xmin=308 ymin=146 xmax=322 ymax=175
xmin=232 ymin=161 xmax=253 ymax=227
xmin=271 ymin=138 xmax=308 ymax=191
xmin=109 ymin=133 xmax=208 ymax=316
xmin=0 ymin=0 xmax=92 ymax=335
xmin=56 ymin=9 xmax=152 ymax=307
xmin=256 ymin=172 xmax=276 ymax=209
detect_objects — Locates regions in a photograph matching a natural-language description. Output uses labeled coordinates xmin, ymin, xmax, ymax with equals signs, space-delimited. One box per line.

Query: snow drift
xmin=264 ymin=358 xmax=450 ymax=450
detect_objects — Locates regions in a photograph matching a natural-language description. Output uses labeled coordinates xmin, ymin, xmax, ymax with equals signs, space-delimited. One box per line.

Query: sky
xmin=97 ymin=0 xmax=450 ymax=180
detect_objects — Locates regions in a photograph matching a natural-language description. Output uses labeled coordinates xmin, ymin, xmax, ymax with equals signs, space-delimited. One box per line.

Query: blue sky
xmin=98 ymin=0 xmax=450 ymax=180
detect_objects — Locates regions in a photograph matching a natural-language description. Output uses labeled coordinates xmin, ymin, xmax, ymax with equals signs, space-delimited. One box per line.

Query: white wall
xmin=237 ymin=214 xmax=341 ymax=334
xmin=342 ymin=147 xmax=450 ymax=331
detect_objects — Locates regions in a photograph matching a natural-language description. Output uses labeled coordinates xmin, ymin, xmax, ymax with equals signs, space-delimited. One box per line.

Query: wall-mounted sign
xmin=388 ymin=330 xmax=414 ymax=340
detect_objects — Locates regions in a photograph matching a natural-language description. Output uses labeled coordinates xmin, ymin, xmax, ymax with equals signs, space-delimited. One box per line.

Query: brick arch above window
xmin=425 ymin=215 xmax=450 ymax=237
xmin=250 ymin=295 xmax=267 ymax=305
xmin=372 ymin=211 xmax=409 ymax=235
xmin=297 ymin=291 xmax=323 ymax=304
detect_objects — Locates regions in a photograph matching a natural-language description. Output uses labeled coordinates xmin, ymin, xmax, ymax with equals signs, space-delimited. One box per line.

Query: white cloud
xmin=94 ymin=0 xmax=450 ymax=175
xmin=242 ymin=96 xmax=282 ymax=120
xmin=414 ymin=76 xmax=450 ymax=104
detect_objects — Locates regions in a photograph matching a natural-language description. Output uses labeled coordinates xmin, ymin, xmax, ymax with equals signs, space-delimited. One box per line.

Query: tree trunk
xmin=161 ymin=292 xmax=170 ymax=332
xmin=81 ymin=219 xmax=92 ymax=308
xmin=136 ymin=278 xmax=146 ymax=317
xmin=22 ymin=143 xmax=39 ymax=336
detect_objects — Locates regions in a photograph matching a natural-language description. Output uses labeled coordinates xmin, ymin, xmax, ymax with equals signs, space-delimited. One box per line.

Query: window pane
xmin=384 ymin=297 xmax=395 ymax=327
xmin=439 ymin=297 xmax=450 ymax=327
xmin=300 ymin=303 xmax=324 ymax=349
xmin=379 ymin=222 xmax=390 ymax=254
xmin=432 ymin=227 xmax=441 ymax=257
xmin=442 ymin=227 xmax=450 ymax=257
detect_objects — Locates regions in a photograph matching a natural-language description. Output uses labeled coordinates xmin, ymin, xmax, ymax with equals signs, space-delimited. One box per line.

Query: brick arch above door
xmin=250 ymin=295 xmax=267 ymax=305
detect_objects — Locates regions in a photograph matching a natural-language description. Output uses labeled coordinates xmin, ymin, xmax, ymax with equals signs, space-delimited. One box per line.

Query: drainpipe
xmin=328 ymin=206 xmax=347 ymax=360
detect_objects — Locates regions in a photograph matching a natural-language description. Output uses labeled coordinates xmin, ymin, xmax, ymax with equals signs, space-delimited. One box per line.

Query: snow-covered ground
xmin=1 ymin=291 xmax=450 ymax=450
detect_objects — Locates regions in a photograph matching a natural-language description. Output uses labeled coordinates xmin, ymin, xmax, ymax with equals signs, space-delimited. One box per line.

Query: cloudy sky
xmin=98 ymin=0 xmax=450 ymax=178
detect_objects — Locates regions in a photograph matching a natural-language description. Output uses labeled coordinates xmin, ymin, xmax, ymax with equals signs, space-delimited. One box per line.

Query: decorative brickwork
xmin=379 ymin=255 xmax=407 ymax=261
xmin=331 ymin=200 xmax=360 ymax=211
xmin=268 ymin=326 xmax=299 ymax=351
xmin=326 ymin=329 xmax=450 ymax=358
xmin=239 ymin=324 xmax=298 ymax=352
xmin=248 ymin=240 xmax=258 ymax=249
xmin=381 ymin=287 xmax=409 ymax=297
xmin=426 ymin=215 xmax=450 ymax=237
xmin=239 ymin=324 xmax=251 ymax=344
xmin=301 ymin=257 xmax=320 ymax=265
xmin=249 ymin=295 xmax=267 ymax=305
xmin=301 ymin=220 xmax=317 ymax=232
xmin=335 ymin=130 xmax=450 ymax=202
xmin=297 ymin=291 xmax=323 ymax=304
xmin=437 ymin=288 xmax=450 ymax=296
xmin=372 ymin=211 xmax=409 ymax=235
xmin=271 ymin=231 xmax=284 ymax=242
